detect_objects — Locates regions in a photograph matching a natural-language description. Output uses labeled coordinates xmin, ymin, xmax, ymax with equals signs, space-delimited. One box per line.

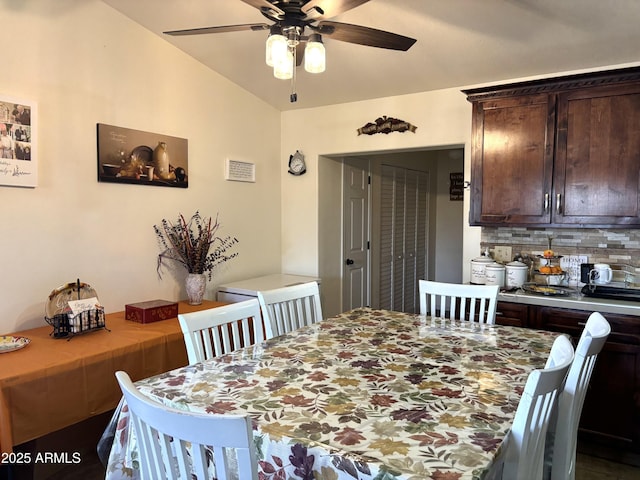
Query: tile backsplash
xmin=480 ymin=227 xmax=640 ymax=275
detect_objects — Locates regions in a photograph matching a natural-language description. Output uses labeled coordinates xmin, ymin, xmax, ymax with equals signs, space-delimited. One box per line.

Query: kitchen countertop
xmin=499 ymin=287 xmax=640 ymax=316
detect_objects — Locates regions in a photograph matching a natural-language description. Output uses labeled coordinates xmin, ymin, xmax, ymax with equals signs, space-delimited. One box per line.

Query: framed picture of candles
xmin=97 ymin=123 xmax=188 ymax=188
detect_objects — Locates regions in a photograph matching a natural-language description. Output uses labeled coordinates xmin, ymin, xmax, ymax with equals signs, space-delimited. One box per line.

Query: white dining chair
xmin=418 ymin=280 xmax=499 ymax=324
xmin=115 ymin=371 xmax=258 ymax=480
xmin=495 ymin=335 xmax=574 ymax=480
xmin=178 ymin=299 xmax=265 ymax=364
xmin=257 ymin=281 xmax=322 ymax=339
xmin=548 ymin=312 xmax=611 ymax=480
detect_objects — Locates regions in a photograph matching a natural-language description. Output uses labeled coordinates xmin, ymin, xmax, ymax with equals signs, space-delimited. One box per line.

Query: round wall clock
xmin=288 ymin=150 xmax=306 ymax=176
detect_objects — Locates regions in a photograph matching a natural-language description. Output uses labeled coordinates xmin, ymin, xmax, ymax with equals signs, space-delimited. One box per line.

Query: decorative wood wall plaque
xmin=357 ymin=116 xmax=417 ymax=136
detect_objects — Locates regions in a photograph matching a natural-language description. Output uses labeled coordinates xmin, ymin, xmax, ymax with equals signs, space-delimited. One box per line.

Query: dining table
xmin=104 ymin=307 xmax=561 ymax=480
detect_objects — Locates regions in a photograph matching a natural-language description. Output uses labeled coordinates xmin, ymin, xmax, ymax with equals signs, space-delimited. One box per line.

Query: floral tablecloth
xmin=105 ymin=308 xmax=559 ymax=480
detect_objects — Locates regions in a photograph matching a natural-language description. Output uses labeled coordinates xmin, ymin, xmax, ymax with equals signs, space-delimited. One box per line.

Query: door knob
xmin=345 ymin=259 xmax=355 ymax=265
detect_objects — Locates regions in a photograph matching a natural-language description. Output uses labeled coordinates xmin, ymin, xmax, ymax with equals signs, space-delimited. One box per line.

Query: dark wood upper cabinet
xmin=469 ymin=93 xmax=554 ymax=225
xmin=464 ymin=67 xmax=640 ymax=227
xmin=555 ymin=83 xmax=640 ymax=225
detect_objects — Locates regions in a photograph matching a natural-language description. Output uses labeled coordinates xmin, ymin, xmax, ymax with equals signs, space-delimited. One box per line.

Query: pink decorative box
xmin=125 ymin=300 xmax=178 ymax=324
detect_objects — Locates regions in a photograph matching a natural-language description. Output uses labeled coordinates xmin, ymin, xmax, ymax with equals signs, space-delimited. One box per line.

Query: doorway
xmin=319 ymin=147 xmax=464 ymax=317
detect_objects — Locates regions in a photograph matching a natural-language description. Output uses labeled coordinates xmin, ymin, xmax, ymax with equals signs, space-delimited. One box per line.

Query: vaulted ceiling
xmin=102 ymin=0 xmax=640 ymax=111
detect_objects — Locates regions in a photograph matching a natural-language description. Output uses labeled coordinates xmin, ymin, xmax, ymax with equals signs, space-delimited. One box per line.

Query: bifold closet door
xmin=379 ymin=165 xmax=429 ymax=313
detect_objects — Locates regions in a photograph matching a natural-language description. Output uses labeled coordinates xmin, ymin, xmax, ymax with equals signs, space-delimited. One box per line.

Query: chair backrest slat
xmin=418 ymin=280 xmax=499 ymax=324
xmin=178 ymin=299 xmax=264 ymax=364
xmin=501 ymin=335 xmax=574 ymax=479
xmin=116 ymin=371 xmax=258 ymax=480
xmin=549 ymin=312 xmax=611 ymax=480
xmin=257 ymin=281 xmax=323 ymax=339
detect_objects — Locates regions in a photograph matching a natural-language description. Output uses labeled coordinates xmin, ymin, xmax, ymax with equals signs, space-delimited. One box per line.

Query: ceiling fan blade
xmin=164 ymin=23 xmax=270 ymax=36
xmin=316 ymin=21 xmax=416 ymax=50
xmin=240 ymin=0 xmax=286 ymax=18
xmin=302 ymin=0 xmax=371 ymax=20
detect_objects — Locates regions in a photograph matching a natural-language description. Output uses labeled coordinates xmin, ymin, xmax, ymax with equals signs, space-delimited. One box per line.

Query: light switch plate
xmin=494 ymin=246 xmax=512 ymax=263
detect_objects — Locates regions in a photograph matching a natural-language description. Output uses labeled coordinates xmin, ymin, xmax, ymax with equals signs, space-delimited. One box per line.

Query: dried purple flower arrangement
xmin=154 ymin=211 xmax=238 ymax=280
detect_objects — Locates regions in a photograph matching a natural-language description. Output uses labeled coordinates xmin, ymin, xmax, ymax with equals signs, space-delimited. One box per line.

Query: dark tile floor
xmin=575 ymin=453 xmax=640 ymax=480
xmin=46 ymin=450 xmax=104 ymax=480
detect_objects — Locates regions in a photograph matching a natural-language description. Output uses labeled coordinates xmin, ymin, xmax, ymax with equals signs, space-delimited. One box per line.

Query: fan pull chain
xmin=290 ymin=46 xmax=298 ymax=103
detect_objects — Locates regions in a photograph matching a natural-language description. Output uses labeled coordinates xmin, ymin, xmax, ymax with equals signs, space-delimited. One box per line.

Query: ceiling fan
xmin=164 ymin=0 xmax=417 ymax=102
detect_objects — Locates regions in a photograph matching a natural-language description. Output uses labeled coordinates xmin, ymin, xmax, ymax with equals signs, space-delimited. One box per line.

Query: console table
xmin=0 ymin=300 xmax=224 ymax=454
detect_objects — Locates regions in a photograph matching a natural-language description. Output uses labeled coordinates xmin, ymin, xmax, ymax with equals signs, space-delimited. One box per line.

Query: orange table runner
xmin=0 ymin=300 xmax=224 ymax=453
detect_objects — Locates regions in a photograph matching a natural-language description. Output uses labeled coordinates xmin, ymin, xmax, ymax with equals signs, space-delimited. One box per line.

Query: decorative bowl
xmin=534 ymin=272 xmax=566 ymax=286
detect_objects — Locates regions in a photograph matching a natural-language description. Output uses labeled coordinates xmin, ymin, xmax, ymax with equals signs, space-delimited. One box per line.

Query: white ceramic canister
xmin=505 ymin=261 xmax=529 ymax=288
xmin=484 ymin=262 xmax=506 ymax=287
xmin=470 ymin=256 xmax=494 ymax=284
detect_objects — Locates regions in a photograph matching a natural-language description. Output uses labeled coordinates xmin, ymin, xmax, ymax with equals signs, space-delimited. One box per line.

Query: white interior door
xmin=342 ymin=158 xmax=370 ymax=311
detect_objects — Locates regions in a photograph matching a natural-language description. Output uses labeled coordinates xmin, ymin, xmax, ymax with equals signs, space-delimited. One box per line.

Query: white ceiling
xmin=101 ymin=0 xmax=640 ymax=111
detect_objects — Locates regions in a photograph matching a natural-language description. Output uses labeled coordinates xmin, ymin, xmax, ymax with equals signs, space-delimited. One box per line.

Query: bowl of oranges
xmin=535 ymin=264 xmax=566 ymax=285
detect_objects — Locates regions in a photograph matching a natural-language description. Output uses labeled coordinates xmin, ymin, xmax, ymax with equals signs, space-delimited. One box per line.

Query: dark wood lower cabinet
xmin=495 ymin=301 xmax=529 ymax=327
xmin=498 ymin=301 xmax=640 ymax=466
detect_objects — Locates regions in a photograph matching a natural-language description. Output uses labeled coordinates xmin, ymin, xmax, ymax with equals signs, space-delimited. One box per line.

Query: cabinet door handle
xmin=544 ymin=193 xmax=550 ymax=213
xmin=556 ymin=193 xmax=562 ymax=214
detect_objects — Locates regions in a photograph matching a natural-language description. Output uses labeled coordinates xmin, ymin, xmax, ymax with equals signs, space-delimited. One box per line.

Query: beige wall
xmin=1 ymin=1 xmax=282 ymax=332
xmin=280 ymin=91 xmax=480 ymax=313
xmin=434 ymin=150 xmax=464 ymax=284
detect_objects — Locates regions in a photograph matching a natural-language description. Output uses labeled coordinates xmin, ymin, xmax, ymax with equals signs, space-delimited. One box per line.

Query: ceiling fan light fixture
xmin=304 ymin=33 xmax=326 ymax=73
xmin=273 ymin=48 xmax=294 ymax=79
xmin=265 ymin=27 xmax=287 ymax=67
xmin=165 ymin=0 xmax=416 ymax=102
